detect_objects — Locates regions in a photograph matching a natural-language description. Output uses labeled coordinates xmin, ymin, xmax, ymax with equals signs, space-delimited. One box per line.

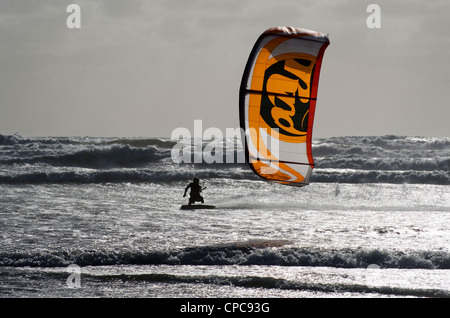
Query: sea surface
xmin=0 ymin=134 xmax=449 ymax=298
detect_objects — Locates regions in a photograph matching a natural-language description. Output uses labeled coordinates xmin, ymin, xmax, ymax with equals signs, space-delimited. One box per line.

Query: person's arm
xmin=183 ymin=184 xmax=191 ymax=197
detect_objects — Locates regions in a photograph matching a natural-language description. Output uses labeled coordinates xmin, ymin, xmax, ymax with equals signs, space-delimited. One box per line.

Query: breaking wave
xmin=1 ymin=244 xmax=449 ymax=269
xmin=0 ymin=134 xmax=448 ymax=184
xmin=0 ymin=145 xmax=168 ymax=168
xmin=89 ymin=272 xmax=449 ymax=298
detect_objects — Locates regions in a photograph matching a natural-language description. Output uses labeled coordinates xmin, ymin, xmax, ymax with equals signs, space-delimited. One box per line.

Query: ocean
xmin=0 ymin=133 xmax=449 ymax=300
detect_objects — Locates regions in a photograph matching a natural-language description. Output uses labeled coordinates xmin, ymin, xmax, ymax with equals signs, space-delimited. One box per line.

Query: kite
xmin=239 ymin=26 xmax=330 ymax=186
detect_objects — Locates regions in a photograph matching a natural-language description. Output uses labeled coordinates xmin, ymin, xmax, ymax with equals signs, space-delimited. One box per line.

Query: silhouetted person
xmin=183 ymin=177 xmax=204 ymax=205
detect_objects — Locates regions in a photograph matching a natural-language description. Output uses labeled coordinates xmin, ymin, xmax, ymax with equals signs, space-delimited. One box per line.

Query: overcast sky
xmin=0 ymin=0 xmax=449 ymax=138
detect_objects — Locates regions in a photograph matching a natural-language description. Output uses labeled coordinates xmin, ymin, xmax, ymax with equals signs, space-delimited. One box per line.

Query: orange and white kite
xmin=240 ymin=26 xmax=330 ymax=186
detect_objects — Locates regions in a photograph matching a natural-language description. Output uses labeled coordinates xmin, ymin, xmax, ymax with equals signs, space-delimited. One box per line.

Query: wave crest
xmin=1 ymin=135 xmax=448 ymax=184
xmin=1 ymin=245 xmax=449 ymax=269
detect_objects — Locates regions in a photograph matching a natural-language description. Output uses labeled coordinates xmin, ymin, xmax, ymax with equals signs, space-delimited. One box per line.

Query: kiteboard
xmin=180 ymin=204 xmax=216 ymax=210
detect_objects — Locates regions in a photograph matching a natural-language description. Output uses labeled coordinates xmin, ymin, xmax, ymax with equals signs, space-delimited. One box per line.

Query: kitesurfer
xmin=183 ymin=177 xmax=204 ymax=205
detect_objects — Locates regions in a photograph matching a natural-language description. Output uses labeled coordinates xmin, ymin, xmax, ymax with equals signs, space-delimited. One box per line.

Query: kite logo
xmin=260 ymin=57 xmax=315 ymax=138
xmin=366 ymin=4 xmax=381 ymax=29
xmin=66 ymin=4 xmax=81 ymax=29
xmin=246 ymin=35 xmax=318 ymax=144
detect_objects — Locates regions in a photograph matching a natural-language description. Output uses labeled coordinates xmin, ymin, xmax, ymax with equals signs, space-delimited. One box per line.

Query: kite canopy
xmin=239 ymin=26 xmax=330 ymax=186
